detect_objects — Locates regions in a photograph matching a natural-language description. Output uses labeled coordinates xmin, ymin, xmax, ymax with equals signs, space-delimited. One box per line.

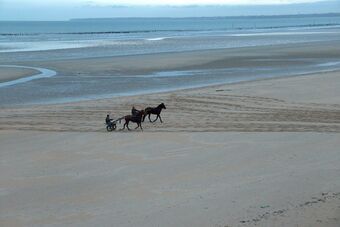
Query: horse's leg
xmin=159 ymin=114 xmax=163 ymax=123
xmin=152 ymin=115 xmax=159 ymax=123
xmin=121 ymin=120 xmax=126 ymax=130
xmin=135 ymin=123 xmax=143 ymax=131
xmin=148 ymin=114 xmax=152 ymax=122
xmin=135 ymin=122 xmax=140 ymax=130
xmin=126 ymin=121 xmax=131 ymax=130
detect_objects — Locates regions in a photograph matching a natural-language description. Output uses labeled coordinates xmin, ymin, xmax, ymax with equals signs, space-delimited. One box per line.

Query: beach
xmin=1 ymin=69 xmax=340 ymax=226
xmin=1 ymin=16 xmax=340 ymax=226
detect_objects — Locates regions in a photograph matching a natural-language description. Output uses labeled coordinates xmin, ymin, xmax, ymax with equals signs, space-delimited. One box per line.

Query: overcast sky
xmin=0 ymin=0 xmax=339 ymax=20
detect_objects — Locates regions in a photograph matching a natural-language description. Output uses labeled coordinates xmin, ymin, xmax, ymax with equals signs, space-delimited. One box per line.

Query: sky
xmin=0 ymin=0 xmax=339 ymax=20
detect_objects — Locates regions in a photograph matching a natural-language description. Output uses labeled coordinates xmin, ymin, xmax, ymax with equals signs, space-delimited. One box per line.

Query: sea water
xmin=1 ymin=15 xmax=340 ymax=56
xmin=1 ymin=15 xmax=340 ymax=105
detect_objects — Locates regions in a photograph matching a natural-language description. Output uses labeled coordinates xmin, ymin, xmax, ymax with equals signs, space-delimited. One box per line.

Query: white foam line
xmin=146 ymin=37 xmax=169 ymax=41
xmin=0 ymin=65 xmax=57 ymax=88
xmin=317 ymin=61 xmax=340 ymax=67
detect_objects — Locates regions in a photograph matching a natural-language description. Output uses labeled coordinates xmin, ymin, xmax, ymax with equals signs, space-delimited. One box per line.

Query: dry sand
xmin=1 ymin=131 xmax=340 ymax=227
xmin=0 ymin=66 xmax=39 ymax=83
xmin=1 ymin=70 xmax=340 ymax=226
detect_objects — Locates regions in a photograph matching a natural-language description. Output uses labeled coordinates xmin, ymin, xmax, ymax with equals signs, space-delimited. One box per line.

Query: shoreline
xmin=2 ymin=39 xmax=340 ymax=106
xmin=2 ymin=27 xmax=340 ymax=62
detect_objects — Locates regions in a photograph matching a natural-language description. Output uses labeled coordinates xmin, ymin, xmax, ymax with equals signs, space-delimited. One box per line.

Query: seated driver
xmin=106 ymin=114 xmax=112 ymax=124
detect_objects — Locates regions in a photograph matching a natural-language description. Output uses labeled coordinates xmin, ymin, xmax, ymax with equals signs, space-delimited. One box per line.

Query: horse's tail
xmin=142 ymin=108 xmax=150 ymax=122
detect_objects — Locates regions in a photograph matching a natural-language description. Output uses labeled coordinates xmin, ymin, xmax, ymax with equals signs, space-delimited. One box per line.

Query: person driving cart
xmin=106 ymin=114 xmax=113 ymax=124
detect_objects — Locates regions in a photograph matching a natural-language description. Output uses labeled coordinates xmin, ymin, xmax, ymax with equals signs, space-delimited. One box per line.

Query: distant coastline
xmin=70 ymin=12 xmax=340 ymax=21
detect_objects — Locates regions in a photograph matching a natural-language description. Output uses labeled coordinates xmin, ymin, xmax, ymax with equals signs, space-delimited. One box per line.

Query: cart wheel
xmin=112 ymin=124 xmax=117 ymax=131
xmin=106 ymin=125 xmax=113 ymax=132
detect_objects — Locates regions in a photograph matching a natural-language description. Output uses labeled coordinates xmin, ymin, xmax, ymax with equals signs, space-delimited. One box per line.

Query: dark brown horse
xmin=143 ymin=103 xmax=166 ymax=123
xmin=122 ymin=109 xmax=145 ymax=131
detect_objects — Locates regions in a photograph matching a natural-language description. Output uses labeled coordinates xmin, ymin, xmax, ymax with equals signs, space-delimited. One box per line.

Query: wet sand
xmin=0 ymin=66 xmax=39 ymax=83
xmin=2 ymin=40 xmax=340 ymax=106
xmin=19 ymin=40 xmax=340 ymax=77
xmin=1 ymin=69 xmax=340 ymax=226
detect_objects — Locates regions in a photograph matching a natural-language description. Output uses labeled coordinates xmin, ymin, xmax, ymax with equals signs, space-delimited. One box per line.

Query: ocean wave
xmin=0 ymin=41 xmax=95 ymax=53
